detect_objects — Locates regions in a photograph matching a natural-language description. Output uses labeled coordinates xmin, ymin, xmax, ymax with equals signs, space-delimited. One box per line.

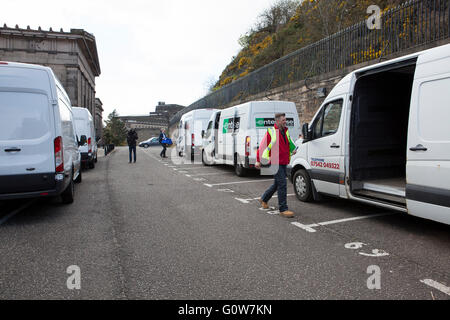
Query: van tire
xmin=74 ymin=170 xmax=82 ymax=183
xmin=234 ymin=155 xmax=247 ymax=177
xmin=94 ymin=153 xmax=98 ymax=163
xmin=179 ymin=151 xmax=183 ymax=157
xmin=293 ymin=169 xmax=313 ymax=202
xmin=89 ymin=160 xmax=95 ymax=169
xmin=61 ymin=175 xmax=75 ymax=204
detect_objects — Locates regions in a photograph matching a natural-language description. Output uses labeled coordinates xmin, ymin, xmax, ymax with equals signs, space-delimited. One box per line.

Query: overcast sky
xmin=3 ymin=0 xmax=276 ymax=118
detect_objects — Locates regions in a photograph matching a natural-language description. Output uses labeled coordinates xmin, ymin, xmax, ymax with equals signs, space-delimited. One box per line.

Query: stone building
xmin=94 ymin=98 xmax=104 ymax=139
xmin=0 ymin=24 xmax=102 ymax=136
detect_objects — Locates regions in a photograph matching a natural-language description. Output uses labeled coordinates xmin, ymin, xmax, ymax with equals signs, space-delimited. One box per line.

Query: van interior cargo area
xmin=350 ymin=63 xmax=416 ymax=206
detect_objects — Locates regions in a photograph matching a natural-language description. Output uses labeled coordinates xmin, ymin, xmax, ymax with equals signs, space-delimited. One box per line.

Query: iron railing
xmin=170 ymin=0 xmax=450 ymax=126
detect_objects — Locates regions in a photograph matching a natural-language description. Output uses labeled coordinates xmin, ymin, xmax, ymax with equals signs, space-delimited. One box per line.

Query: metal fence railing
xmin=170 ymin=0 xmax=450 ymax=126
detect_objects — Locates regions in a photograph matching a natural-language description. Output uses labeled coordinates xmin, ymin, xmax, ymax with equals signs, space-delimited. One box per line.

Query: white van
xmin=202 ymin=101 xmax=301 ymax=176
xmin=72 ymin=107 xmax=97 ymax=169
xmin=288 ymin=43 xmax=450 ymax=225
xmin=176 ymin=109 xmax=218 ymax=160
xmin=0 ymin=61 xmax=82 ymax=204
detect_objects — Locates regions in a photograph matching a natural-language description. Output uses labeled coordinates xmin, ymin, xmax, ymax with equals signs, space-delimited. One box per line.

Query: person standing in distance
xmin=127 ymin=129 xmax=138 ymax=163
xmin=159 ymin=128 xmax=168 ymax=158
xmin=255 ymin=113 xmax=297 ymax=218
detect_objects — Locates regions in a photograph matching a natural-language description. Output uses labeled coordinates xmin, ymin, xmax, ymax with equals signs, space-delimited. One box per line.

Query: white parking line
xmin=420 ymin=279 xmax=450 ymax=296
xmin=291 ymin=213 xmax=397 ymax=233
xmin=204 ymin=179 xmax=274 ymax=188
xmin=187 ymin=173 xmax=224 ymax=177
xmin=235 ymin=194 xmax=296 ymax=204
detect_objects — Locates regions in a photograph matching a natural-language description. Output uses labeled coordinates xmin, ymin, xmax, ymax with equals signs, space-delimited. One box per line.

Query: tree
xmin=256 ymin=0 xmax=299 ymax=33
xmin=103 ymin=109 xmax=128 ymax=146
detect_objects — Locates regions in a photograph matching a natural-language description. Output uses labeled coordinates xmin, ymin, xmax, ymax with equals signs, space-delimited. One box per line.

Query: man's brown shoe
xmin=259 ymin=199 xmax=269 ymax=209
xmin=280 ymin=210 xmax=295 ymax=218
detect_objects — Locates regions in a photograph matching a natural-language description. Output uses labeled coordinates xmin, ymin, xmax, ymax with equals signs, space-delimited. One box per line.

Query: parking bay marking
xmin=235 ymin=194 xmax=296 ymax=204
xmin=291 ymin=213 xmax=397 ymax=233
xmin=204 ymin=179 xmax=274 ymax=188
xmin=420 ymin=279 xmax=450 ymax=296
xmin=186 ymin=173 xmax=224 ymax=178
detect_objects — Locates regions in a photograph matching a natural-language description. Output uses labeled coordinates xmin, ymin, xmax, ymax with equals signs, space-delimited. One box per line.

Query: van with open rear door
xmin=288 ymin=43 xmax=450 ymax=225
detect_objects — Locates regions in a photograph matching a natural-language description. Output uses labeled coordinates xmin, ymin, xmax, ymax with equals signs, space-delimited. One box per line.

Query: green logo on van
xmin=223 ymin=119 xmax=230 ymax=134
xmin=256 ymin=119 xmax=265 ymax=127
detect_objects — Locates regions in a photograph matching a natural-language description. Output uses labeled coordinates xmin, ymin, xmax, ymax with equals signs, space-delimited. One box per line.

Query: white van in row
xmin=176 ymin=109 xmax=218 ymax=160
xmin=0 ymin=61 xmax=82 ymax=204
xmin=73 ymin=107 xmax=97 ymax=169
xmin=202 ymin=101 xmax=301 ymax=176
xmin=288 ymin=43 xmax=450 ymax=225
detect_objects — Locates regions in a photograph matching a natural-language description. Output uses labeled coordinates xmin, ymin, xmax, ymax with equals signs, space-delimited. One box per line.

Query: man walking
xmin=127 ymin=129 xmax=138 ymax=163
xmin=255 ymin=113 xmax=297 ymax=218
xmin=159 ymin=128 xmax=168 ymax=158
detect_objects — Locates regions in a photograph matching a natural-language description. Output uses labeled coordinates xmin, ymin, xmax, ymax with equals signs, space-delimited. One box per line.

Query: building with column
xmin=0 ymin=24 xmax=102 ymax=136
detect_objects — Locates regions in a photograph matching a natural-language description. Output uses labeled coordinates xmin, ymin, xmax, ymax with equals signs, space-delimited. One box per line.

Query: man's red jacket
xmin=257 ymin=124 xmax=295 ymax=166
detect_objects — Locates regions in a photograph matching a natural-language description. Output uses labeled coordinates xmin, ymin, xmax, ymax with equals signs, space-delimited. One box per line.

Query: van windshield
xmin=0 ymin=92 xmax=50 ymax=141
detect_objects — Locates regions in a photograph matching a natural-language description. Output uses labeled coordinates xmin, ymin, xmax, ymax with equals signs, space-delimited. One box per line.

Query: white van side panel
xmin=406 ymin=50 xmax=450 ymax=225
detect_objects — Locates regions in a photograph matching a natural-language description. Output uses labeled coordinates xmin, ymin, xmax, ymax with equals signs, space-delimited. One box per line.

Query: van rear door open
xmin=406 ymin=52 xmax=450 ymax=225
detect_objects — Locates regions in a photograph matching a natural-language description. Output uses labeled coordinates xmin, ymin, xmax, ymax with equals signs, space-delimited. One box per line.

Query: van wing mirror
xmin=201 ymin=130 xmax=205 ymax=138
xmin=302 ymin=123 xmax=312 ymax=142
xmin=79 ymin=135 xmax=87 ymax=146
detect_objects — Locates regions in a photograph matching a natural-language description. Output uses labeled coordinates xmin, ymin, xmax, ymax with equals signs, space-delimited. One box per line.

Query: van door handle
xmin=330 ymin=144 xmax=340 ymax=149
xmin=5 ymin=148 xmax=21 ymax=152
xmin=410 ymin=144 xmax=428 ymax=152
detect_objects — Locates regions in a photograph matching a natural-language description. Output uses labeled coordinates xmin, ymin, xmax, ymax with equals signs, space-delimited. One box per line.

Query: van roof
xmin=327 ymin=43 xmax=450 ymax=99
xmin=72 ymin=107 xmax=93 ymax=116
xmin=0 ymin=61 xmax=53 ymax=73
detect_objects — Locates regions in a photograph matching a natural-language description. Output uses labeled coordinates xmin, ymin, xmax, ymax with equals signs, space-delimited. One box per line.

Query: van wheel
xmin=94 ymin=153 xmax=98 ymax=163
xmin=61 ymin=176 xmax=75 ymax=204
xmin=179 ymin=151 xmax=183 ymax=157
xmin=89 ymin=160 xmax=95 ymax=169
xmin=234 ymin=156 xmax=247 ymax=177
xmin=75 ymin=170 xmax=82 ymax=183
xmin=293 ymin=169 xmax=313 ymax=202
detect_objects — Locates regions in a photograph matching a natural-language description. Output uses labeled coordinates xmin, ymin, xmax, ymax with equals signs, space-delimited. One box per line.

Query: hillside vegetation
xmin=213 ymin=0 xmax=404 ymax=90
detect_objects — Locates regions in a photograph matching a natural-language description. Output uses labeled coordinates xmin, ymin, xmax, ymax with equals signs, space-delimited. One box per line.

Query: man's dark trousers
xmin=129 ymin=146 xmax=137 ymax=163
xmin=261 ymin=165 xmax=288 ymax=212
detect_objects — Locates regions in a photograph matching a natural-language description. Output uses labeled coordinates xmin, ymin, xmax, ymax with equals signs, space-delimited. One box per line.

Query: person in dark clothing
xmin=159 ymin=129 xmax=168 ymax=158
xmin=127 ymin=129 xmax=138 ymax=163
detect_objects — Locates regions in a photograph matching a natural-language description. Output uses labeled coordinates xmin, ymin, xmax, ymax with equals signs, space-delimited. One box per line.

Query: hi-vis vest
xmin=262 ymin=127 xmax=296 ymax=161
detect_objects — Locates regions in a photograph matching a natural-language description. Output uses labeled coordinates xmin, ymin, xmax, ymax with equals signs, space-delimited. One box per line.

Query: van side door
xmin=307 ymin=98 xmax=345 ymax=196
xmin=406 ymin=65 xmax=450 ymax=225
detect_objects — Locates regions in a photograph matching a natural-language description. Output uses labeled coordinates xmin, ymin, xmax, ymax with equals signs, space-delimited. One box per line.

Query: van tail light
xmin=192 ymin=134 xmax=195 ymax=147
xmin=54 ymin=136 xmax=64 ymax=173
xmin=0 ymin=62 xmax=8 ymax=65
xmin=88 ymin=137 xmax=92 ymax=153
xmin=245 ymin=136 xmax=251 ymax=157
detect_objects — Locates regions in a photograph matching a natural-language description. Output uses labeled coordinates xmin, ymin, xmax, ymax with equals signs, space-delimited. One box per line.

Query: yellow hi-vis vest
xmin=261 ymin=127 xmax=296 ymax=161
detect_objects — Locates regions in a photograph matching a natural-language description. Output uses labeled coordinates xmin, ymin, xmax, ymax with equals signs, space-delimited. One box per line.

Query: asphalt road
xmin=0 ymin=146 xmax=449 ymax=300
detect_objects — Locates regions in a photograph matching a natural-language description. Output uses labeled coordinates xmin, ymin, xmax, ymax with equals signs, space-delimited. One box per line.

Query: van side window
xmin=322 ymin=100 xmax=343 ymax=137
xmin=205 ymin=121 xmax=213 ymax=138
xmin=312 ymin=109 xmax=323 ymax=139
xmin=312 ymin=99 xmax=343 ymax=139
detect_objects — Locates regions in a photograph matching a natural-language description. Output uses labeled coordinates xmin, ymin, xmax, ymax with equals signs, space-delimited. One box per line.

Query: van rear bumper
xmin=0 ymin=173 xmax=66 ymax=201
xmin=81 ymin=152 xmax=93 ymax=163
